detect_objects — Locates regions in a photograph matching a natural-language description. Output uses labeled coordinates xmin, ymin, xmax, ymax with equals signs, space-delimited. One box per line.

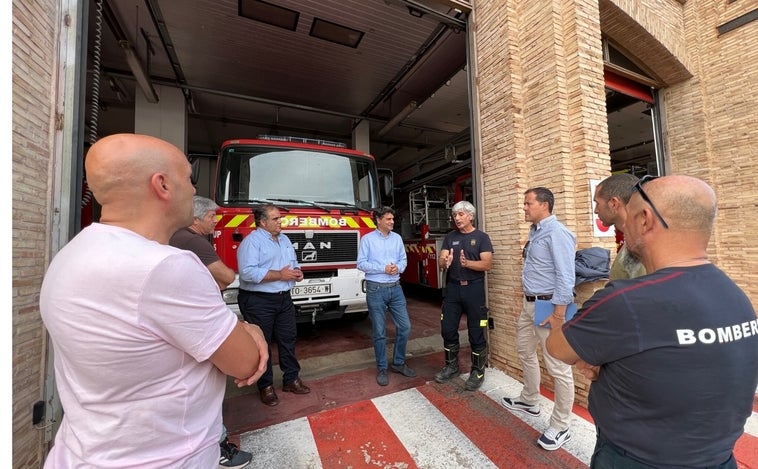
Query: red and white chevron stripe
xmin=238 ymin=368 xmax=758 ymax=468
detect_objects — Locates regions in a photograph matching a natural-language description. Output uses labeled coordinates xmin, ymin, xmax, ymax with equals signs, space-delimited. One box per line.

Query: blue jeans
xmin=365 ymin=281 xmax=411 ymax=370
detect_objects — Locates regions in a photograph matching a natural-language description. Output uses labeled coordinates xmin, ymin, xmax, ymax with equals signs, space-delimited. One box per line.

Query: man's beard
xmin=623 ymin=248 xmax=641 ymax=269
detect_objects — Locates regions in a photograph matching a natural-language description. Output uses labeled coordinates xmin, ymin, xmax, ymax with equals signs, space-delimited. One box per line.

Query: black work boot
xmin=464 ymin=347 xmax=487 ymax=391
xmin=434 ymin=344 xmax=460 ymax=383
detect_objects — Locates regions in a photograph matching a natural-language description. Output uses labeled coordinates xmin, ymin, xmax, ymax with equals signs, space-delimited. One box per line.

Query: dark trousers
xmin=238 ymin=289 xmax=301 ymax=390
xmin=591 ymin=434 xmax=737 ymax=469
xmin=441 ymin=281 xmax=488 ymax=350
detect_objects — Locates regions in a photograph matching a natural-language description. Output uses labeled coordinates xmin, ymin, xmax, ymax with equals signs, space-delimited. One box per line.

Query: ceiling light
xmin=119 ymin=41 xmax=159 ymax=103
xmin=407 ymin=7 xmax=424 ymax=18
xmin=378 ymin=101 xmax=417 ymax=137
xmin=239 ymin=0 xmax=299 ymax=31
xmin=310 ymin=18 xmax=364 ymax=48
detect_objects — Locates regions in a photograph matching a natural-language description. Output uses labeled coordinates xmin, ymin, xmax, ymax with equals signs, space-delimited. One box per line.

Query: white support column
xmin=352 ymin=119 xmax=371 ymax=154
xmin=134 ymin=84 xmax=187 ymax=153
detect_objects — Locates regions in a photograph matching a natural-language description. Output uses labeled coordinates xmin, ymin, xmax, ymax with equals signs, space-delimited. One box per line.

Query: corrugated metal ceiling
xmin=89 ymin=0 xmax=473 ymax=188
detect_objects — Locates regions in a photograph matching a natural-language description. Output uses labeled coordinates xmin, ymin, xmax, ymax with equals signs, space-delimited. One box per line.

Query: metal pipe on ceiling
xmin=104 ymin=69 xmax=388 ymax=123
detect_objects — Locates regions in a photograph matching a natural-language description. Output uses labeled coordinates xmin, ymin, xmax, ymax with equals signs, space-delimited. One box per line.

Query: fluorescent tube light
xmin=120 ymin=41 xmax=159 ymax=103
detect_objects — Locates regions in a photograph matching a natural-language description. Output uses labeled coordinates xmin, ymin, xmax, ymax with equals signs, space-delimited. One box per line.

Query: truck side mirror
xmin=378 ymin=168 xmax=394 ymax=207
xmin=189 ymin=156 xmax=200 ymax=186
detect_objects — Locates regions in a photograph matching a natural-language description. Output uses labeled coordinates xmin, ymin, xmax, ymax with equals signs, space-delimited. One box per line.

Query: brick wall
xmin=663 ymin=0 xmax=758 ymax=305
xmin=12 ymin=0 xmax=59 ymax=467
xmin=472 ymin=0 xmax=612 ymax=406
xmin=474 ymin=0 xmax=758 ymax=403
xmin=473 ymin=0 xmax=758 ymax=407
xmin=598 ymin=0 xmax=758 ymax=301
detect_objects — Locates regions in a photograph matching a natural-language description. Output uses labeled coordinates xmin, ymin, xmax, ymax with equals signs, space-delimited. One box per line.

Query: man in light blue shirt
xmin=502 ymin=187 xmax=576 ymax=452
xmin=357 ymin=207 xmax=416 ymax=386
xmin=237 ymin=204 xmax=311 ymax=406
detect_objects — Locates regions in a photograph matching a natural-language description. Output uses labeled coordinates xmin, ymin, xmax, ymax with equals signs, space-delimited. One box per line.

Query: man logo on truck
xmin=302 ymin=251 xmax=317 ymax=262
xmin=292 ymin=241 xmax=332 ymax=251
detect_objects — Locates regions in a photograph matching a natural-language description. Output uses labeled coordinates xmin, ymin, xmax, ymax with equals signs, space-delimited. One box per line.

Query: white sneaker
xmin=501 ymin=397 xmax=541 ymax=417
xmin=537 ymin=427 xmax=571 ymax=451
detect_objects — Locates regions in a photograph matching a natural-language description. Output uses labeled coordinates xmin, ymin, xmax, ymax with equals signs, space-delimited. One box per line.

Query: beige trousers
xmin=515 ymin=299 xmax=575 ymax=431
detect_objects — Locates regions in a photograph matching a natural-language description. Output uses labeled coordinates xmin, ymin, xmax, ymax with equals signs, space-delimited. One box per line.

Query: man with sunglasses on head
xmin=593 ymin=173 xmax=646 ymax=280
xmin=547 ymin=175 xmax=758 ymax=468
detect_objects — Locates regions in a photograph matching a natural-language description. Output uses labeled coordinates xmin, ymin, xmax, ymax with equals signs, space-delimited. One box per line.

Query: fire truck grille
xmin=285 ymin=231 xmax=359 ymax=266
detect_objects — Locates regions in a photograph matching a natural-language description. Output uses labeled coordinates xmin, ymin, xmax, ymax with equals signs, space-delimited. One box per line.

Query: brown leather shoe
xmin=259 ymin=385 xmax=279 ymax=406
xmin=282 ymin=378 xmax=310 ymax=394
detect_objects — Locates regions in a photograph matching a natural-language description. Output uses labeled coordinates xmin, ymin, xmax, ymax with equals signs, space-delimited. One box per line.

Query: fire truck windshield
xmin=216 ymin=146 xmax=381 ymax=209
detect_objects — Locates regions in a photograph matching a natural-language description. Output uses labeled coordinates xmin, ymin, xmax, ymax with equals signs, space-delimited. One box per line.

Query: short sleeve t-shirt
xmin=563 ymin=264 xmax=758 ymax=467
xmin=40 ymin=223 xmax=238 ymax=468
xmin=169 ymin=227 xmax=219 ymax=266
xmin=441 ymin=229 xmax=493 ymax=282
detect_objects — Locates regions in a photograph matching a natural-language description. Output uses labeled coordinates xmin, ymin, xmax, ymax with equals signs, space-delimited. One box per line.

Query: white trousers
xmin=515 ymin=299 xmax=575 ymax=431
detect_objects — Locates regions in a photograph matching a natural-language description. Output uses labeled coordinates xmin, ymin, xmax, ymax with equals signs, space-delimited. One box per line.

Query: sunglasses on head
xmin=632 ymin=175 xmax=669 ymax=229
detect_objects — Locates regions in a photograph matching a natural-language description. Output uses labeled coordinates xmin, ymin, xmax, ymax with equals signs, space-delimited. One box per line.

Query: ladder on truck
xmin=408 ymin=185 xmax=454 ymax=235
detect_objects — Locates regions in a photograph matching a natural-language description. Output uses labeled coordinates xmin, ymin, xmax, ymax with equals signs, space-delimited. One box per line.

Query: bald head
xmin=625 ymin=175 xmax=716 ymax=271
xmin=86 ymin=133 xmax=195 ymax=242
xmin=87 ymin=134 xmax=180 ymax=203
xmin=635 ymin=175 xmax=717 ymax=233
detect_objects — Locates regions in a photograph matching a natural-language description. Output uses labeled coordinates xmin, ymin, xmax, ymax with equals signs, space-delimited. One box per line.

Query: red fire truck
xmin=400 ymin=173 xmax=472 ymax=289
xmin=212 ymin=136 xmax=386 ymax=324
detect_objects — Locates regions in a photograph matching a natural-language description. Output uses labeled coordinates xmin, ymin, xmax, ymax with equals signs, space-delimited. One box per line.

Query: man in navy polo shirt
xmin=434 ymin=200 xmax=494 ymax=391
xmin=547 ymin=175 xmax=758 ymax=468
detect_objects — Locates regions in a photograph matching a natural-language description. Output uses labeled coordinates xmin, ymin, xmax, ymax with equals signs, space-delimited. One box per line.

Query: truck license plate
xmin=291 ymin=284 xmax=331 ymax=297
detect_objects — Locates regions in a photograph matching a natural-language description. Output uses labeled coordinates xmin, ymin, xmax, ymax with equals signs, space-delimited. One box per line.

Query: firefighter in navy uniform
xmin=434 ymin=200 xmax=494 ymax=391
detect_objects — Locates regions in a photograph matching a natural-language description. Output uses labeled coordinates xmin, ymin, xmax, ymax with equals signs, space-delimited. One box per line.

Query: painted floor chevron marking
xmin=418 ymin=380 xmax=585 ymax=468
xmin=238 ymin=369 xmax=758 ymax=468
xmin=373 ymin=388 xmax=497 ymax=468
xmin=240 ymin=417 xmax=322 ymax=468
xmin=310 ymin=399 xmax=417 ymax=468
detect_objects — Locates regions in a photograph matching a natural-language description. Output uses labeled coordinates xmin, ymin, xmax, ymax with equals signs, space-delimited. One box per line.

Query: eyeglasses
xmin=632 ymin=175 xmax=669 ymax=229
xmin=522 ymin=240 xmax=530 ymax=259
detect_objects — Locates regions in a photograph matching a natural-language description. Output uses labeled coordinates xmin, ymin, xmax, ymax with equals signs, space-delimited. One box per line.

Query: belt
xmin=448 ymin=277 xmax=484 ymax=286
xmin=366 ymin=280 xmax=400 ymax=288
xmin=243 ymin=289 xmax=291 ymax=296
xmin=525 ymin=294 xmax=552 ymax=302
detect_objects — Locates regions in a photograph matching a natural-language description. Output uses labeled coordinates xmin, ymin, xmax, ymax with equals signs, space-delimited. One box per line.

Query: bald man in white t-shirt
xmin=40 ymin=134 xmax=268 ymax=468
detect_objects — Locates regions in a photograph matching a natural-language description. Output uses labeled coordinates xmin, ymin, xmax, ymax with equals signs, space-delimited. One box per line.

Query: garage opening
xmin=603 ymin=39 xmax=663 ymax=178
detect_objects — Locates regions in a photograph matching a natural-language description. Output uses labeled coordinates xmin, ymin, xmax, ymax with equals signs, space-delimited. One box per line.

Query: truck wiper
xmin=224 ymin=198 xmax=272 ymax=205
xmin=267 ymin=198 xmax=329 ymax=212
xmin=222 ymin=198 xmax=289 ymax=212
xmin=313 ymin=200 xmax=367 ymax=213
